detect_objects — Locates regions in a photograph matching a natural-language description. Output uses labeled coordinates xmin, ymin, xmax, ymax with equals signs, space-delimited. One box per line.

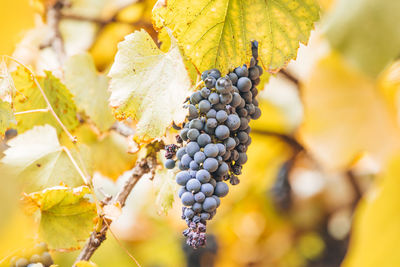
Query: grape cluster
xmin=9 ymin=242 xmax=54 ymax=267
xmin=165 ymin=42 xmax=262 ymax=248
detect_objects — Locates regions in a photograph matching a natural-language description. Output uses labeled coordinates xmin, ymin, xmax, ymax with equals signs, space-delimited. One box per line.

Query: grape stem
xmin=74 ymin=154 xmax=158 ymax=266
xmin=3 ymin=55 xmax=77 ymax=143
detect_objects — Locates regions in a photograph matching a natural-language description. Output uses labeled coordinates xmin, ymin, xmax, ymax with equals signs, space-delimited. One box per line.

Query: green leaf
xmin=153 ymin=0 xmax=320 ymax=74
xmin=23 ymin=185 xmax=97 ymax=250
xmin=65 ymin=53 xmax=114 ymax=132
xmin=0 ymin=99 xmax=16 ymax=136
xmin=1 ymin=125 xmax=85 ymax=193
xmin=324 ymin=0 xmax=400 ymax=77
xmin=11 ymin=67 xmax=79 ymax=133
xmin=109 ymin=29 xmax=192 ymax=143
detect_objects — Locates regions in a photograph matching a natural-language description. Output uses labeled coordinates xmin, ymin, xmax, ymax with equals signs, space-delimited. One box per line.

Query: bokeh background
xmin=1 ymin=0 xmax=400 ymax=266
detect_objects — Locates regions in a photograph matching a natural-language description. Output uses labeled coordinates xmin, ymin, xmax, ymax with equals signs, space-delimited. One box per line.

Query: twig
xmin=251 ymin=129 xmax=304 ymax=152
xmin=46 ymin=1 xmax=67 ymax=64
xmin=279 ymin=69 xmax=300 ymax=87
xmin=74 ymin=156 xmax=157 ymax=265
xmin=4 ymin=55 xmax=77 ymax=143
xmin=346 ymin=170 xmax=363 ymax=210
xmin=14 ymin=108 xmax=49 ymax=115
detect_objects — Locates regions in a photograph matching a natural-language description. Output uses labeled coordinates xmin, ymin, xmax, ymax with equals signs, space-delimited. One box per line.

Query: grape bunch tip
xmin=164 ymin=41 xmax=263 ymax=249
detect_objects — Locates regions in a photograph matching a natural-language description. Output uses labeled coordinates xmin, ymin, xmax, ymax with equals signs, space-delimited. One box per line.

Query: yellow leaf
xmin=1 ymin=125 xmax=85 ymax=193
xmin=0 ymin=100 xmax=16 ymax=136
xmin=65 ymin=53 xmax=114 ymax=132
xmin=75 ymin=261 xmax=98 ymax=267
xmin=11 ymin=67 xmax=79 ymax=134
xmin=298 ymin=53 xmax=400 ymax=170
xmin=108 ymin=29 xmax=192 ymax=143
xmin=343 ymin=154 xmax=400 ymax=267
xmin=153 ymin=0 xmax=320 ymax=74
xmin=22 ymin=185 xmax=97 ymax=250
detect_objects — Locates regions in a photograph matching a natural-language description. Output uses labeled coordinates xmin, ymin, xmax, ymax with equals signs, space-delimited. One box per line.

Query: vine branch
xmin=74 ymin=155 xmax=158 ymax=265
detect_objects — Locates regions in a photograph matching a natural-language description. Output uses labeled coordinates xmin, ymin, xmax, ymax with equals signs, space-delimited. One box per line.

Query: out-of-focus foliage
xmin=343 ymin=154 xmax=400 ymax=267
xmin=299 ymin=52 xmax=400 ymax=170
xmin=324 ymin=0 xmax=400 ymax=77
xmin=0 ymin=0 xmax=35 ymax=55
xmin=153 ymin=0 xmax=320 ymax=74
xmin=0 ymin=100 xmax=16 ymax=136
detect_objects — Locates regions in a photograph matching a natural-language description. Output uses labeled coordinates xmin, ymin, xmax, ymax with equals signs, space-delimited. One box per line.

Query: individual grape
xmin=164 ymin=159 xmax=176 ymax=169
xmin=239 ymin=117 xmax=249 ymax=130
xmin=178 ymin=187 xmax=187 ymax=198
xmin=186 ymin=179 xmax=201 ymax=193
xmin=199 ymin=100 xmax=211 ymax=114
xmin=232 ymin=86 xmax=239 ymax=93
xmin=203 ymin=158 xmax=218 ymax=172
xmin=216 ymin=162 xmax=229 ymax=176
xmin=230 ymin=175 xmax=240 ymax=185
xmin=208 ymin=69 xmax=221 ymax=79
xmin=219 ymin=93 xmax=232 ymax=104
xmin=216 ymin=110 xmax=228 ymax=123
xmin=197 ymin=133 xmax=211 ymax=147
xmin=203 ymin=197 xmax=217 ymax=212
xmin=181 ymin=154 xmax=193 ymax=168
xmin=206 ymin=118 xmax=218 ymax=128
xmin=206 ymin=109 xmax=217 ymax=118
xmin=237 ymin=108 xmax=248 ymax=117
xmin=224 ymin=137 xmax=236 ymax=150
xmin=214 ymin=182 xmax=229 ymax=197
xmin=188 ymin=104 xmax=199 ymax=119
xmin=249 ymin=66 xmax=260 ymax=80
xmin=190 ymin=161 xmax=199 ymax=170
xmin=33 ymin=243 xmax=48 ymax=254
xmin=208 ymin=93 xmax=219 ymax=104
xmin=222 ymin=150 xmax=231 ymax=161
xmin=178 ymin=161 xmax=185 ymax=170
xmin=246 ymin=136 xmax=252 ymax=146
xmin=251 ymin=87 xmax=259 ymax=97
xmin=216 ymin=77 xmax=232 ymax=94
xmin=204 ymin=125 xmax=215 ymax=135
xmin=237 ymin=77 xmax=252 ymax=92
xmin=209 ymin=178 xmax=217 ymax=187
xmin=201 ymin=70 xmax=210 ymax=80
xmin=192 ymin=203 xmax=202 ymax=213
xmin=252 ymin=98 xmax=259 ymax=106
xmin=16 ymin=258 xmax=29 ymax=267
xmin=231 ymin=150 xmax=239 ymax=161
xmin=237 ymin=153 xmax=248 ymax=164
xmin=234 ymin=136 xmax=240 ymax=146
xmin=186 ymin=142 xmax=200 ymax=157
xmin=192 ymin=215 xmax=201 ymax=223
xmin=234 ymin=66 xmax=249 ymax=77
xmin=231 ymin=92 xmax=242 ymax=107
xmin=180 ymin=128 xmax=189 ymax=141
xmin=188 ymin=129 xmax=200 ymax=141
xmin=217 ymin=155 xmax=223 ymax=164
xmin=176 ymin=147 xmax=186 ymax=160
xmin=189 ymin=119 xmax=203 ymax=130
xmin=228 ymin=72 xmax=238 ymax=85
xmin=30 ymin=254 xmax=41 ymax=263
xmin=184 ymin=208 xmax=195 ymax=219
xmin=237 ymin=144 xmax=248 ymax=153
xmin=238 ymin=98 xmax=246 ymax=108
xmin=190 ymin=91 xmax=203 ymax=104
xmin=194 ymin=192 xmax=206 ymax=203
xmin=200 ymin=213 xmax=210 ymax=221
xmin=176 ymin=171 xmax=191 ymax=186
xmin=194 ymin=151 xmax=206 ymax=164
xmin=216 ymin=143 xmax=226 ymax=156
xmin=245 ymin=104 xmax=255 ymax=115
xmin=238 ymin=131 xmax=249 ymax=144
xmin=212 ymin=195 xmax=221 ymax=208
xmin=225 ymin=114 xmax=241 ymax=131
xmin=204 ymin=144 xmax=219 ymax=158
xmin=251 ymin=107 xmax=262 ymax=119
xmin=200 ymin=87 xmax=211 ymax=98
xmin=181 ymin=192 xmax=195 ymax=206
xmin=215 ymin=125 xmax=230 ymax=140
xmin=201 ymin=183 xmax=214 ymax=197
xmin=242 ymin=91 xmax=253 ymax=103
xmin=204 ymin=76 xmax=216 ymax=89
xmin=253 ymin=77 xmax=260 ymax=85
xmin=256 ymin=65 xmax=263 ymax=75
xmin=41 ymin=252 xmax=53 ymax=266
